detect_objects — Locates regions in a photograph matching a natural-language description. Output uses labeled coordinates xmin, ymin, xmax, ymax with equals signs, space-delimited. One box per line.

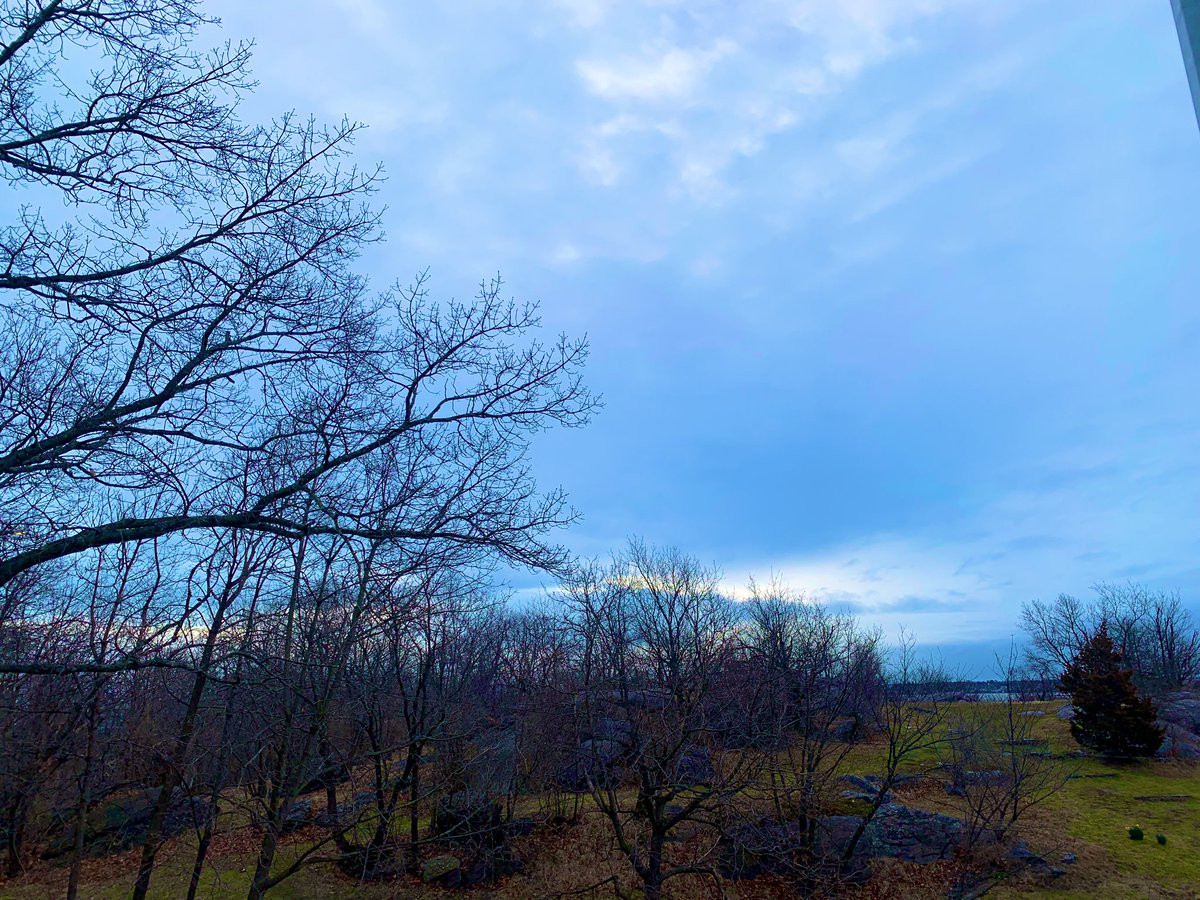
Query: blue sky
xmin=207 ymin=0 xmax=1200 ymax=658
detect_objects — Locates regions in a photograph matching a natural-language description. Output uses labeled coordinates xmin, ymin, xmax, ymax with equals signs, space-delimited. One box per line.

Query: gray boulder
xmin=1158 ymin=693 xmax=1200 ymax=732
xmin=280 ymin=798 xmax=313 ymax=833
xmin=860 ymin=803 xmax=964 ymax=864
xmin=1156 ymin=722 xmax=1200 ymax=760
xmin=467 ymin=727 xmax=518 ymax=796
xmin=674 ymin=745 xmax=714 ymax=786
xmin=718 ymin=818 xmax=803 ymax=879
xmin=839 ymin=773 xmax=893 ymax=803
xmin=432 ymin=790 xmax=503 ymax=846
xmin=422 ymin=854 xmax=462 ymax=885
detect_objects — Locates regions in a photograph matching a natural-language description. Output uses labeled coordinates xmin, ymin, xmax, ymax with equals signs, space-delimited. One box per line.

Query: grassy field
xmin=2 ymin=702 xmax=1197 ymax=899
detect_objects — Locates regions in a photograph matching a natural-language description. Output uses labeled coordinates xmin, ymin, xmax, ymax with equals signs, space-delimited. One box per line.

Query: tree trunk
xmin=66 ymin=697 xmax=100 ymax=900
xmin=131 ymin=594 xmax=230 ymax=900
xmin=4 ymin=800 xmax=27 ymax=877
xmin=643 ymin=832 xmax=665 ymax=900
xmin=186 ymin=829 xmax=213 ymax=900
xmin=246 ymin=827 xmax=278 ymax=900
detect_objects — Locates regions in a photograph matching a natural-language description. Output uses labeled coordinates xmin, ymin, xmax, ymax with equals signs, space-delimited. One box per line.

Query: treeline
xmin=0 ymin=538 xmax=887 ymax=897
xmin=2 ymin=534 xmax=1082 ymax=899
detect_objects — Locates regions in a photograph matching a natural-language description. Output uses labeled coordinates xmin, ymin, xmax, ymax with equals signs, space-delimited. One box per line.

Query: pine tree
xmin=1060 ymin=627 xmax=1164 ymax=759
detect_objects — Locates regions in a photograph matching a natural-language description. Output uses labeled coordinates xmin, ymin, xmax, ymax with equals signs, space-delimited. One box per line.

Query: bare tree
xmin=0 ymin=0 xmax=594 ymax=629
xmin=1022 ymin=584 xmax=1199 ymax=694
xmin=740 ymin=579 xmax=882 ymax=885
xmin=562 ymin=541 xmax=746 ymax=900
xmin=2 ymin=4 xmax=593 ymax=894
xmin=841 ymin=632 xmax=956 ymax=867
xmin=940 ymin=651 xmax=1072 ymax=848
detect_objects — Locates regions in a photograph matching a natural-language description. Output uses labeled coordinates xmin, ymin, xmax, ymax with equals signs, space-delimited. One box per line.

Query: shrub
xmin=1128 ymin=826 xmax=1144 ymax=840
xmin=1060 ymin=628 xmax=1164 ymax=758
xmin=1156 ymin=833 xmax=1167 ymax=845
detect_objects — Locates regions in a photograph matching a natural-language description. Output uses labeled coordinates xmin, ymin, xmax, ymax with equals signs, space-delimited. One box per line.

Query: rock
xmin=1009 ymin=840 xmax=1061 ymax=876
xmin=280 ymin=799 xmax=312 ymax=833
xmin=840 ymin=774 xmax=892 ymax=803
xmin=1057 ymin=705 xmax=1075 ymax=720
xmin=422 ymin=854 xmax=462 ymax=883
xmin=556 ymin=740 xmax=624 ymax=791
xmin=861 ymin=803 xmax=963 ymax=864
xmin=675 ymin=746 xmax=714 ymax=786
xmin=44 ymin=789 xmax=211 ymax=860
xmin=829 ymin=718 xmax=861 ymax=741
xmin=316 ymin=791 xmax=375 ymax=828
xmin=432 ymin=791 xmax=503 ymax=846
xmin=1158 ymin=694 xmax=1200 ymax=732
xmin=1009 ymin=842 xmax=1044 ymax=865
xmin=505 ymin=817 xmax=536 ymax=838
xmin=1156 ymin=722 xmax=1200 ymax=760
xmin=592 ymin=716 xmax=634 ymax=744
xmin=1061 ymin=852 xmax=1077 ymax=864
xmin=816 ymin=815 xmax=872 ymax=882
xmin=718 ymin=818 xmax=803 ymax=879
xmin=842 ymin=790 xmax=879 ymax=802
xmin=620 ymin=688 xmax=669 ymax=709
xmin=1019 ymin=709 xmax=1045 ymax=716
xmin=455 ymin=846 xmax=525 ymax=886
xmin=947 ymin=769 xmax=1011 ymax=797
xmin=462 ymin=857 xmax=492 ymax=886
xmin=841 ymin=774 xmax=877 ymax=792
xmin=467 ymin=727 xmax=518 ymax=796
xmin=947 ymin=872 xmax=999 ymax=900
xmin=299 ymin=763 xmax=350 ymax=795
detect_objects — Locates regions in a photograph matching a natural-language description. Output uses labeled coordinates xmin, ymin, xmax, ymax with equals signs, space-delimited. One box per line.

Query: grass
xmin=2 ymin=702 xmax=1197 ymax=899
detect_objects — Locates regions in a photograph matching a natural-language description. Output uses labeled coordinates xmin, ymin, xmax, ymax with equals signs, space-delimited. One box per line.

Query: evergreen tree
xmin=1060 ymin=627 xmax=1164 ymax=759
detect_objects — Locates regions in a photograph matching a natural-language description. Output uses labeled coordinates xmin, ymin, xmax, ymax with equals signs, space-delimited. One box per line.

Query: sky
xmin=205 ymin=0 xmax=1200 ymax=665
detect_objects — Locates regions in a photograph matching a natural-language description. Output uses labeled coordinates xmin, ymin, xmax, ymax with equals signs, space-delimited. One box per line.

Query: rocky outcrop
xmin=432 ymin=790 xmax=503 ymax=846
xmin=467 ymin=727 xmax=518 ymax=796
xmin=422 ymin=854 xmax=462 ymax=884
xmin=859 ymin=803 xmax=963 ymax=864
xmin=717 ymin=818 xmax=804 ymax=879
xmin=1155 ymin=692 xmax=1200 ymax=760
xmin=718 ymin=802 xmax=967 ymax=880
xmin=674 ymin=745 xmax=714 ymax=786
xmin=44 ymin=789 xmax=210 ymax=860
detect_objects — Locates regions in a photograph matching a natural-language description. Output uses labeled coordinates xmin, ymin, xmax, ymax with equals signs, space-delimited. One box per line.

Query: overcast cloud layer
xmin=206 ymin=0 xmax=1200 ymax=656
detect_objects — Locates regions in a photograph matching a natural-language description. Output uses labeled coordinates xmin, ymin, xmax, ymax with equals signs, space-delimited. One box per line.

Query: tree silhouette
xmin=1060 ymin=628 xmax=1163 ymax=759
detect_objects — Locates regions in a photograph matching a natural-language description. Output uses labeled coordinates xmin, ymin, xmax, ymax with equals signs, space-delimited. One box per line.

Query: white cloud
xmin=564 ymin=0 xmax=1004 ymax=207
xmin=208 ymin=0 xmax=1028 ymax=264
xmin=577 ymin=40 xmax=736 ymax=103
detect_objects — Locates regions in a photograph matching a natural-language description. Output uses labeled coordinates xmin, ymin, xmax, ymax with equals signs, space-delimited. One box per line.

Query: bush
xmin=1128 ymin=826 xmax=1144 ymax=840
xmin=1156 ymin=833 xmax=1167 ymax=845
xmin=1060 ymin=629 xmax=1164 ymax=758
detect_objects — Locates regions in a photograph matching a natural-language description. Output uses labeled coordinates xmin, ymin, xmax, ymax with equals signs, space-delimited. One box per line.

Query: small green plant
xmin=1156 ymin=833 xmax=1167 ymax=845
xmin=1128 ymin=825 xmax=1145 ymax=840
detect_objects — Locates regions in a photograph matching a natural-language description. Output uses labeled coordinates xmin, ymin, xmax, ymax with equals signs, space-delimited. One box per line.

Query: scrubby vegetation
xmin=1 ymin=695 xmax=1198 ymax=899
